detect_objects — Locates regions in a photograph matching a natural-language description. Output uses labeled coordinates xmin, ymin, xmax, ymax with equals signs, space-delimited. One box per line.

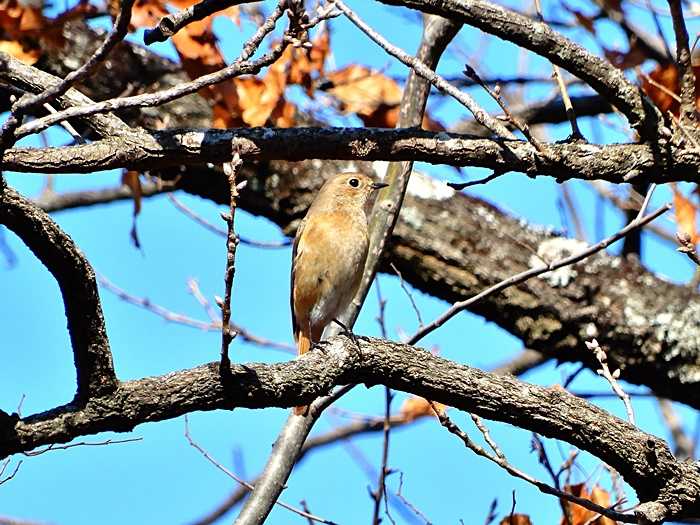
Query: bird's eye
xmin=348 ymin=178 xmax=360 ymax=188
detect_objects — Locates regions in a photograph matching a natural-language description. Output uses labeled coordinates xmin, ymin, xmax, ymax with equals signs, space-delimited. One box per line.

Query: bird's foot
xmin=331 ymin=318 xmax=363 ymax=357
xmin=310 ymin=339 xmax=331 ymax=354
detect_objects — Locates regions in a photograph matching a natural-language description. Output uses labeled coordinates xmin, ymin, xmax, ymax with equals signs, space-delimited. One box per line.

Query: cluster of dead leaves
xmin=0 ymin=0 xmax=96 ymax=64
xmin=497 ymin=484 xmax=617 ymax=525
xmin=560 ymin=484 xmax=618 ymax=525
xmin=398 ymin=396 xmax=446 ymax=422
xmin=672 ymin=183 xmax=700 ymax=244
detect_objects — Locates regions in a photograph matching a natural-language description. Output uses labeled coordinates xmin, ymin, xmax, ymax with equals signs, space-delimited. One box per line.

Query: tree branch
xmin=144 ymin=0 xmax=255 ymax=45
xmin=1 ymin=336 xmax=699 ymax=522
xmin=377 ymin=0 xmax=662 ymax=139
xmin=0 ymin=186 xmax=117 ymax=399
xmin=5 ymin=127 xmax=700 ymax=184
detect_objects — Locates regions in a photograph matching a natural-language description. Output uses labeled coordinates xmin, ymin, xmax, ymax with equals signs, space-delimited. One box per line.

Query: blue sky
xmin=1 ymin=1 xmax=699 ymax=524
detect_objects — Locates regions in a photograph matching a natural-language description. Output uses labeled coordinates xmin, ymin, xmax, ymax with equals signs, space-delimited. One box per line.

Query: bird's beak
xmin=371 ymin=181 xmax=389 ymax=190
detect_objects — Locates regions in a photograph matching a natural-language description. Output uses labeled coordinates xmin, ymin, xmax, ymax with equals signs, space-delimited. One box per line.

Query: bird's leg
xmin=331 ymin=318 xmax=363 ymax=357
xmin=310 ymin=339 xmax=331 ymax=354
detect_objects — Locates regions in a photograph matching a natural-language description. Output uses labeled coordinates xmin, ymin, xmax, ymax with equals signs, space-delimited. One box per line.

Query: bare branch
xmin=219 ymin=154 xmax=243 ymax=372
xmin=587 ymin=338 xmax=636 ymax=425
xmin=406 ymin=204 xmax=671 ymax=345
xmin=377 ymin=0 xmax=662 ymax=138
xmin=1 ymin=0 xmax=136 ymax=145
xmin=7 ymin=127 xmax=700 ymax=184
xmin=10 ymin=4 xmax=290 ymax=141
xmin=668 ymin=0 xmax=699 ymax=129
xmin=0 ymin=186 xmax=117 ymax=399
xmin=144 ymin=0 xmax=257 ymax=44
xmin=0 ymin=52 xmax=131 ymax=139
xmin=184 ymin=417 xmax=338 ymax=525
xmin=335 ymin=0 xmax=513 ymax=138
xmin=3 ymin=335 xmax=700 ymax=522
xmin=430 ymin=403 xmax=632 ymax=522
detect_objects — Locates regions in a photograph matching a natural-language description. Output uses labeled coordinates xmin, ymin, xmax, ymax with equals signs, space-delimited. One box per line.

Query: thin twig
xmin=560 ymin=183 xmax=588 ymax=242
xmin=462 ymin=65 xmax=545 ymax=152
xmin=533 ymin=0 xmax=583 ymax=140
xmin=428 ymin=402 xmax=635 ymax=523
xmin=184 ymin=417 xmax=338 ymax=525
xmin=167 ymin=194 xmax=290 ymax=248
xmin=13 ymin=3 xmax=291 ymax=140
xmin=447 ymin=171 xmax=507 ymax=190
xmin=375 ymin=279 xmax=388 ymax=339
xmin=668 ymin=0 xmax=699 ymax=128
xmin=407 ymin=204 xmax=671 ymax=345
xmin=219 ymin=153 xmax=243 ymax=373
xmin=0 ymin=459 xmax=21 ymax=485
xmin=390 ymin=262 xmax=423 ymax=328
xmin=22 ymin=438 xmax=141 ymax=457
xmin=0 ymin=0 xmax=136 ymax=145
xmin=483 ymin=499 xmax=498 ymax=525
xmin=98 ymin=274 xmax=295 ymax=352
xmin=395 ymin=473 xmax=432 ymax=525
xmin=333 ymin=0 xmax=514 ymax=138
xmin=371 ymin=387 xmax=394 ymax=525
xmin=586 ymin=338 xmax=635 ymax=425
xmin=531 ymin=434 xmax=573 ymax=525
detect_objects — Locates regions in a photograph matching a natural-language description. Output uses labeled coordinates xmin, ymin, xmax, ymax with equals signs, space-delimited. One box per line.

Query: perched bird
xmin=291 ymin=172 xmax=387 ymax=415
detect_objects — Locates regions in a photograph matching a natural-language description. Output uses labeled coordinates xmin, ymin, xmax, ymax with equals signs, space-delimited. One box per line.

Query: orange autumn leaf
xmin=672 ymin=184 xmax=699 ymax=244
xmin=641 ymin=63 xmax=700 ymax=115
xmin=287 ymin=30 xmax=330 ymax=95
xmin=172 ymin=18 xmax=223 ymax=65
xmin=399 ymin=396 xmax=446 ymax=422
xmin=0 ymin=39 xmax=39 ymax=63
xmin=0 ymin=0 xmax=46 ymax=63
xmin=499 ymin=514 xmax=533 ymax=525
xmin=128 ymin=0 xmax=169 ymax=29
xmin=604 ymin=39 xmax=648 ymax=70
xmin=325 ymin=64 xmax=403 ymax=117
xmin=324 ymin=64 xmax=443 ymax=128
xmin=560 ymin=484 xmax=617 ymax=525
xmin=121 ymin=170 xmax=143 ymax=248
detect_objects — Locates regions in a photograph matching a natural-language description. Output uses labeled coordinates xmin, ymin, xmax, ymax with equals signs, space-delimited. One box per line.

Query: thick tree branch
xmin=667 ymin=0 xmax=699 ymax=129
xmin=0 ymin=52 xmax=131 ymax=139
xmin=377 ymin=0 xmax=662 ymax=139
xmin=0 ymin=186 xmax=117 ymax=399
xmin=1 ymin=336 xmax=698 ymax=522
xmin=144 ymin=0 xmax=255 ymax=44
xmin=4 ymin=127 xmax=698 ymax=184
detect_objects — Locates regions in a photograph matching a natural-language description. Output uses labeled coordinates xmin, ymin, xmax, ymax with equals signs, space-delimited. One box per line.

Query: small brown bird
xmin=291 ymin=172 xmax=387 ymax=415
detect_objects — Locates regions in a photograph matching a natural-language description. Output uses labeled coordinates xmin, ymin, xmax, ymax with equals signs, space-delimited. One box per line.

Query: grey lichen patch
xmin=515 ymin=315 xmax=563 ymax=341
xmin=503 ymin=287 xmax=540 ymax=309
xmin=651 ymin=302 xmax=700 ymax=382
xmin=399 ymin=206 xmax=425 ymax=230
xmin=530 ymin=237 xmax=588 ymax=287
xmin=349 ymin=139 xmax=378 ymax=157
xmin=406 ymin=171 xmax=455 ymax=201
xmin=622 ymin=291 xmax=650 ymax=329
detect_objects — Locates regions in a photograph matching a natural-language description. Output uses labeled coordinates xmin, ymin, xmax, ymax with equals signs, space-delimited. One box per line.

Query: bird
xmin=290 ymin=172 xmax=388 ymax=415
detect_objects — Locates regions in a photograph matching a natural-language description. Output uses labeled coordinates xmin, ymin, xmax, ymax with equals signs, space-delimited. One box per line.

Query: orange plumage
xmin=290 ymin=173 xmax=387 ymax=415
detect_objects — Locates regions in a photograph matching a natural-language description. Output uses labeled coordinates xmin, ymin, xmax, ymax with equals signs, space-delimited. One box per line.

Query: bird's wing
xmin=290 ymin=217 xmax=307 ymax=340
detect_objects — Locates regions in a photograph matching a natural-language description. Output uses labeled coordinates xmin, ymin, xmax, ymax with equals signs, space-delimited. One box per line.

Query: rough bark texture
xmin=4 ymin=127 xmax=700 ymax=185
xmin=0 ymin=336 xmax=698 ymax=522
xmin=8 ymin=21 xmax=700 ymax=409
xmin=0 ymin=187 xmax=117 ymax=399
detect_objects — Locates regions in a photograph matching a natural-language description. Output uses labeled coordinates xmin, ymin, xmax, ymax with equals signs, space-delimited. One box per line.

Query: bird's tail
xmin=294 ymin=330 xmax=312 ymax=416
